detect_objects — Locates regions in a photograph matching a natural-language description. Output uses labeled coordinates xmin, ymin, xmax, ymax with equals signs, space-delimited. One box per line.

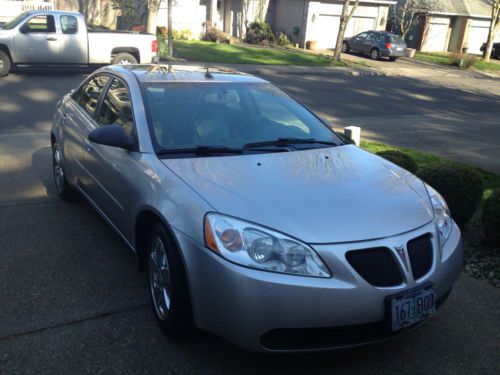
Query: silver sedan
xmin=51 ymin=64 xmax=463 ymax=352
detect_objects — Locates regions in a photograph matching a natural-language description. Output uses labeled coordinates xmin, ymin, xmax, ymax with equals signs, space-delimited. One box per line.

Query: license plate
xmin=390 ymin=286 xmax=436 ymax=331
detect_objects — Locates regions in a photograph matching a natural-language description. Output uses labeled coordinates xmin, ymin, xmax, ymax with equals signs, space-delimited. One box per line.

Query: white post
xmin=344 ymin=126 xmax=361 ymax=146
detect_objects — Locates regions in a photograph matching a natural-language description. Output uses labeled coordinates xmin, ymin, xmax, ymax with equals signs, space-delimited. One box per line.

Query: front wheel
xmin=52 ymin=141 xmax=76 ymax=200
xmin=147 ymin=223 xmax=194 ymax=338
xmin=370 ymin=48 xmax=380 ymax=60
xmin=112 ymin=52 xmax=138 ymax=65
xmin=341 ymin=42 xmax=349 ymax=53
xmin=0 ymin=50 xmax=12 ymax=77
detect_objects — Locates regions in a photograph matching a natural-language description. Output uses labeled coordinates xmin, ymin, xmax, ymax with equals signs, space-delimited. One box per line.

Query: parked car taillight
xmin=152 ymin=40 xmax=158 ymax=53
xmin=385 ymin=43 xmax=392 ymax=49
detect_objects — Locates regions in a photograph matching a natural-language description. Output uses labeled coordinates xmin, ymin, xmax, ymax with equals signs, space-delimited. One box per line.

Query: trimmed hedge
xmin=376 ymin=150 xmax=418 ymax=173
xmin=417 ymin=165 xmax=484 ymax=228
xmin=483 ymin=189 xmax=500 ymax=248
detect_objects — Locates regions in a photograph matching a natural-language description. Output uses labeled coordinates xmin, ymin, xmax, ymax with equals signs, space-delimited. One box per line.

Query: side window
xmin=366 ymin=33 xmax=376 ymax=41
xmin=73 ymin=76 xmax=110 ymax=117
xmin=23 ymin=15 xmax=55 ymax=33
xmin=60 ymin=15 xmax=78 ymax=34
xmin=356 ymin=33 xmax=368 ymax=40
xmin=97 ymin=79 xmax=134 ymax=138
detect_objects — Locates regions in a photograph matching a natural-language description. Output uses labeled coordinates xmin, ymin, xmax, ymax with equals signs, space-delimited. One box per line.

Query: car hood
xmin=162 ymin=146 xmax=434 ymax=244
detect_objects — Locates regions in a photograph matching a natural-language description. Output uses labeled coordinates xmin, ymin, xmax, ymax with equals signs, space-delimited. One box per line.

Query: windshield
xmin=2 ymin=12 xmax=29 ymax=30
xmin=141 ymin=82 xmax=341 ymax=154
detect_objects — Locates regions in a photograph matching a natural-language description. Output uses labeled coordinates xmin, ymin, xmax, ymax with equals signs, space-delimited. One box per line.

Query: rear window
xmin=388 ymin=35 xmax=404 ymax=44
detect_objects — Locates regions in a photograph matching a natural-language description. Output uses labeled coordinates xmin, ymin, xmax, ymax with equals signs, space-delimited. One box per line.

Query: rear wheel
xmin=0 ymin=50 xmax=12 ymax=77
xmin=147 ymin=223 xmax=194 ymax=338
xmin=389 ymin=56 xmax=398 ymax=62
xmin=341 ymin=42 xmax=349 ymax=53
xmin=370 ymin=48 xmax=380 ymax=60
xmin=112 ymin=52 xmax=138 ymax=65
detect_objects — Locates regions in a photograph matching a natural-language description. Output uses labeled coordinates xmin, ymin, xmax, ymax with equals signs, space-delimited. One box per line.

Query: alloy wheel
xmin=53 ymin=144 xmax=65 ymax=193
xmin=149 ymin=236 xmax=172 ymax=320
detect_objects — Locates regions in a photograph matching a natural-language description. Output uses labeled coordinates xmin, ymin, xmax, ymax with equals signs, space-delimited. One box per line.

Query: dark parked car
xmin=342 ymin=31 xmax=407 ymax=61
xmin=480 ymin=42 xmax=500 ymax=59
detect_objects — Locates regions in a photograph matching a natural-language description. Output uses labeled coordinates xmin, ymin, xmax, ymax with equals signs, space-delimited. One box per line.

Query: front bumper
xmin=176 ymin=222 xmax=463 ymax=352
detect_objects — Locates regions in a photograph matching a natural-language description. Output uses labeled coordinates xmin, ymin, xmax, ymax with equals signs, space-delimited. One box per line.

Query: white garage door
xmin=316 ymin=14 xmax=341 ymax=49
xmin=422 ymin=17 xmax=450 ymax=52
xmin=468 ymin=20 xmax=490 ymax=55
xmin=314 ymin=15 xmax=375 ymax=50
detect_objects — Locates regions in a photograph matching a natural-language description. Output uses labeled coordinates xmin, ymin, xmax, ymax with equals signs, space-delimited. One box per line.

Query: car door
xmin=63 ymin=75 xmax=110 ymax=187
xmin=360 ymin=32 xmax=376 ymax=54
xmin=58 ymin=14 xmax=88 ymax=64
xmin=82 ymin=77 xmax=138 ymax=234
xmin=350 ymin=32 xmax=368 ymax=52
xmin=14 ymin=14 xmax=61 ymax=63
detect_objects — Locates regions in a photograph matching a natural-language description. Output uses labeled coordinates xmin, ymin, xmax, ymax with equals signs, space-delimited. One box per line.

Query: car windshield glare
xmin=141 ymin=82 xmax=341 ymax=153
xmin=2 ymin=12 xmax=29 ymax=30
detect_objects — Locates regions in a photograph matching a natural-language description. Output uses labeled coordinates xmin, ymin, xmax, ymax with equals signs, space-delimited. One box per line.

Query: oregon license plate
xmin=390 ymin=286 xmax=436 ymax=331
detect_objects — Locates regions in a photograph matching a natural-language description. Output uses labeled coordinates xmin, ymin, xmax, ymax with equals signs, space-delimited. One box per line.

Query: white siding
xmin=274 ymin=0 xmax=306 ymax=38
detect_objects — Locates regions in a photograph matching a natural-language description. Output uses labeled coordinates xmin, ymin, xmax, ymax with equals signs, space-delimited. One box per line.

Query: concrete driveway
xmin=0 ymin=69 xmax=499 ymax=374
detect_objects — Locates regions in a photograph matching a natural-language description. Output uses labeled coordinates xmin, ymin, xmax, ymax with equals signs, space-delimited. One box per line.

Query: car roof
xmin=24 ymin=10 xmax=82 ymax=16
xmin=103 ymin=64 xmax=269 ymax=84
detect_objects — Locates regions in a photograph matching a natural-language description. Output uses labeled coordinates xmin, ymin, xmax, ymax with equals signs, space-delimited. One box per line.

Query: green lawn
xmin=361 ymin=141 xmax=500 ymax=200
xmin=173 ymin=40 xmax=340 ymax=66
xmin=413 ymin=52 xmax=500 ymax=71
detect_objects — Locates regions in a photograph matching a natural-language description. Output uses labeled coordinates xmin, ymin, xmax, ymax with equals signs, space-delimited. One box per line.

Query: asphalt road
xmin=0 ymin=68 xmax=499 ymax=374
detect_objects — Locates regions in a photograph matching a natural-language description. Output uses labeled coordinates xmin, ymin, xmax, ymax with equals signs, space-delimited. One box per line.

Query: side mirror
xmin=19 ymin=24 xmax=30 ymax=33
xmin=88 ymin=124 xmax=134 ymax=150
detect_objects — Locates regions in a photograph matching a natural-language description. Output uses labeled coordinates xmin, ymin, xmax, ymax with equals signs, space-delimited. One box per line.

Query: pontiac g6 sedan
xmin=51 ymin=64 xmax=462 ymax=352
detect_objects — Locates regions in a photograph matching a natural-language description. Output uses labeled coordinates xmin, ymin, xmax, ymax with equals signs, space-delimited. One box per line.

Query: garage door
xmin=316 ymin=14 xmax=341 ymax=49
xmin=346 ymin=17 xmax=376 ymax=37
xmin=468 ymin=20 xmax=490 ymax=55
xmin=422 ymin=17 xmax=450 ymax=52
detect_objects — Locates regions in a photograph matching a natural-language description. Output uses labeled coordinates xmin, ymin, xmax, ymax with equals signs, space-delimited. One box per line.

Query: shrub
xmin=376 ymin=150 xmax=418 ymax=173
xmin=245 ymin=21 xmax=274 ymax=44
xmin=202 ymin=26 xmax=229 ymax=43
xmin=482 ymin=189 xmax=500 ymax=248
xmin=417 ymin=165 xmax=484 ymax=228
xmin=275 ymin=32 xmax=291 ymax=47
xmin=173 ymin=29 xmax=192 ymax=40
xmin=451 ymin=53 xmax=478 ymax=69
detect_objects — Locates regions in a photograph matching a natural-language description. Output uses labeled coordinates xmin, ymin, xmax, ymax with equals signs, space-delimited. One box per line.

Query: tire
xmin=147 ymin=223 xmax=194 ymax=338
xmin=0 ymin=50 xmax=12 ymax=77
xmin=341 ymin=42 xmax=349 ymax=53
xmin=389 ymin=56 xmax=398 ymax=62
xmin=112 ymin=52 xmax=138 ymax=65
xmin=370 ymin=48 xmax=380 ymax=60
xmin=52 ymin=141 xmax=76 ymax=201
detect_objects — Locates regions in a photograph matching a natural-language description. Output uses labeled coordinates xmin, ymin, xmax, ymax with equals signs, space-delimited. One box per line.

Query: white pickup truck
xmin=0 ymin=10 xmax=157 ymax=76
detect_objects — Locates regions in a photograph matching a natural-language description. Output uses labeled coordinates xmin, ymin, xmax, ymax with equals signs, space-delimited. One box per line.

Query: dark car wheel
xmin=389 ymin=56 xmax=398 ymax=62
xmin=370 ymin=48 xmax=380 ymax=60
xmin=112 ymin=52 xmax=138 ymax=65
xmin=147 ymin=223 xmax=194 ymax=338
xmin=341 ymin=42 xmax=349 ymax=53
xmin=52 ymin=141 xmax=76 ymax=200
xmin=0 ymin=50 xmax=12 ymax=77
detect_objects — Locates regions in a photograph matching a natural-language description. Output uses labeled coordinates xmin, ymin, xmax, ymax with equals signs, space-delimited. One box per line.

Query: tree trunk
xmin=333 ymin=0 xmax=360 ymax=61
xmin=147 ymin=0 xmax=161 ymax=34
xmin=482 ymin=2 xmax=499 ymax=63
xmin=168 ymin=0 xmax=173 ymax=56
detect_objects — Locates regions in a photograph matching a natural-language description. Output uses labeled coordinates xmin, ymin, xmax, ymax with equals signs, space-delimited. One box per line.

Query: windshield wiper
xmin=244 ymin=138 xmax=338 ymax=149
xmin=157 ymin=145 xmax=243 ymax=156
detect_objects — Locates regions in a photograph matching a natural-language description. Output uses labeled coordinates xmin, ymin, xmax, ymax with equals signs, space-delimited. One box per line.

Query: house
xmin=407 ymin=0 xmax=500 ymax=55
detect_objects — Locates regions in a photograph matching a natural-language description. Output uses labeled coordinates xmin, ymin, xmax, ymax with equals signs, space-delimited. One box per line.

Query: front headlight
xmin=204 ymin=214 xmax=331 ymax=278
xmin=425 ymin=184 xmax=452 ymax=247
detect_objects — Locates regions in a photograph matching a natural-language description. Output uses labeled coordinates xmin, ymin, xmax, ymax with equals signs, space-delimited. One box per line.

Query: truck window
xmin=97 ymin=79 xmax=135 ymax=139
xmin=60 ymin=15 xmax=78 ymax=34
xmin=24 ymin=15 xmax=56 ymax=33
xmin=73 ymin=76 xmax=110 ymax=118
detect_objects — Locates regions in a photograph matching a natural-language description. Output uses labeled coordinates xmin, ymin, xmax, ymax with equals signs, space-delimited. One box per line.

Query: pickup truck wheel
xmin=0 ymin=51 xmax=12 ymax=77
xmin=112 ymin=52 xmax=138 ymax=65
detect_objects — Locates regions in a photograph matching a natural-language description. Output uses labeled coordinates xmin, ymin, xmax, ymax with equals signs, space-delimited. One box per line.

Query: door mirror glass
xmin=19 ymin=23 xmax=30 ymax=33
xmin=88 ymin=124 xmax=134 ymax=150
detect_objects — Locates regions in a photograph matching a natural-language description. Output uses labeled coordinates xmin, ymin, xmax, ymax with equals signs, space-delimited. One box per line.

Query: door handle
xmin=46 ymin=37 xmax=58 ymax=41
